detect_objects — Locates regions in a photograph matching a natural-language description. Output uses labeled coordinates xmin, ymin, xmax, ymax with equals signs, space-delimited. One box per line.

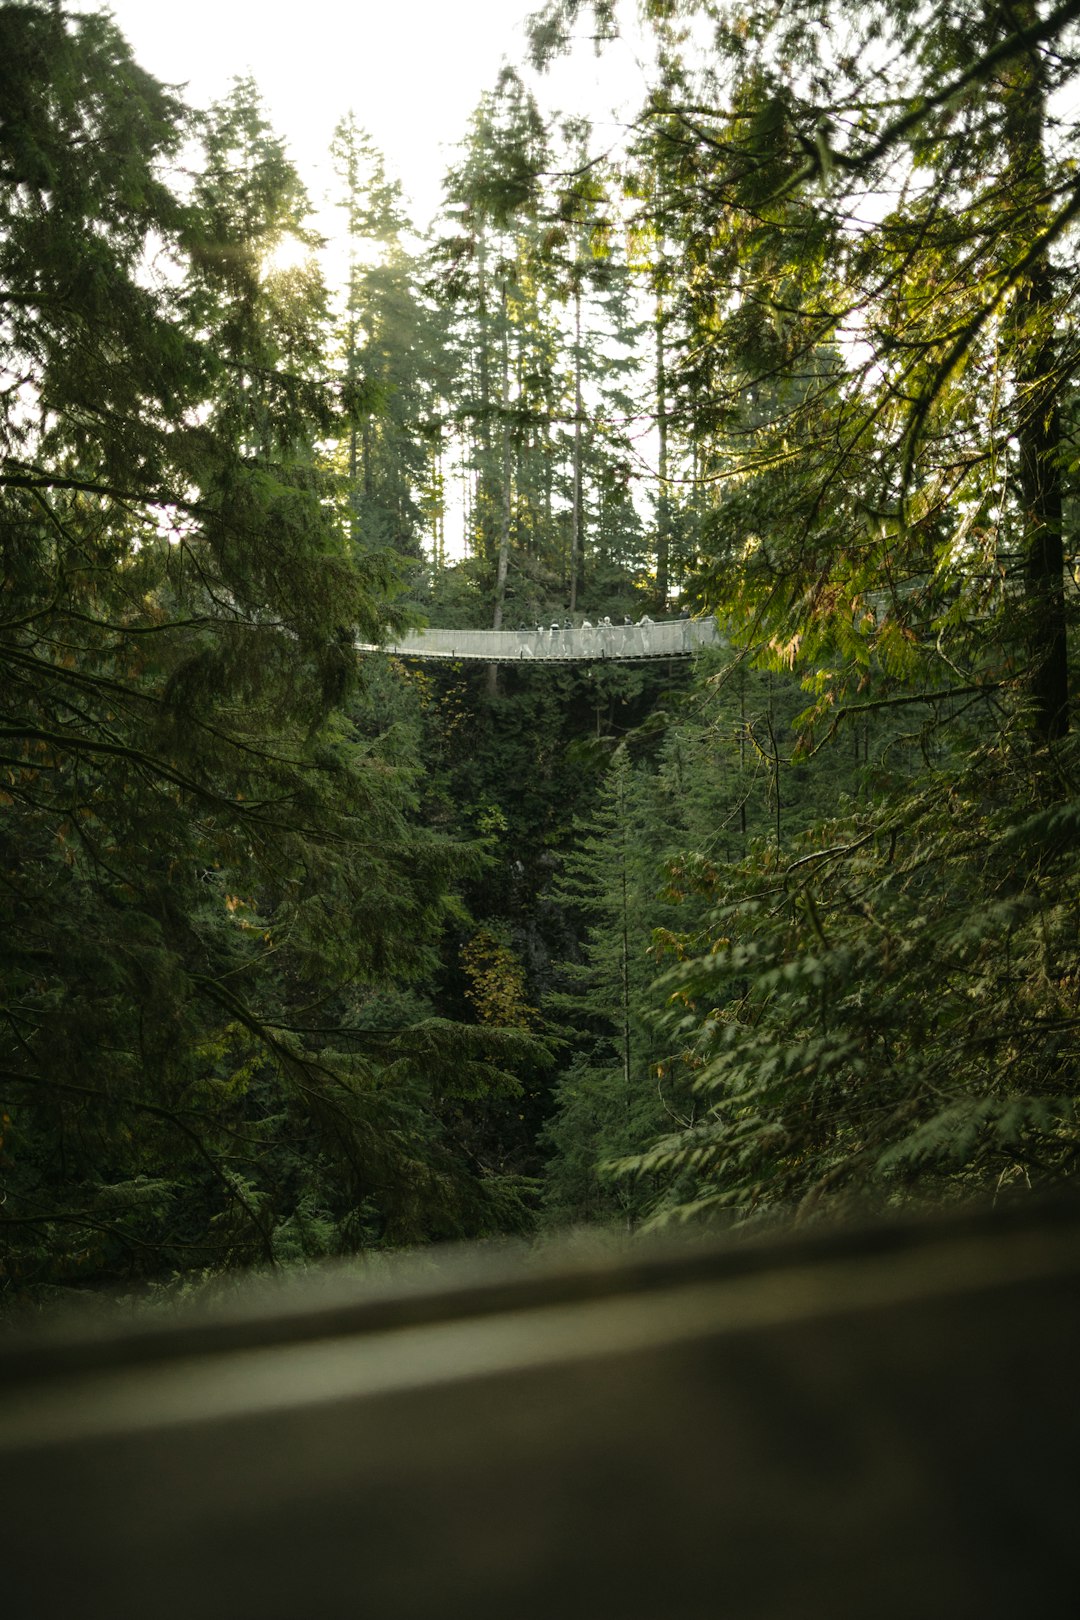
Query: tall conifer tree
xmin=0 ymin=7 xmax=532 ymax=1299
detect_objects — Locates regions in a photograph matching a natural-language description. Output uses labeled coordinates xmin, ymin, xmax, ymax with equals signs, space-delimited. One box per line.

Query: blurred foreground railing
xmin=3 ymin=1199 xmax=1079 ymax=1618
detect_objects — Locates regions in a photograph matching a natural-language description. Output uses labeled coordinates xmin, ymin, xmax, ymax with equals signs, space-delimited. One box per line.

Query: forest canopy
xmin=2 ymin=0 xmax=1079 ymax=1305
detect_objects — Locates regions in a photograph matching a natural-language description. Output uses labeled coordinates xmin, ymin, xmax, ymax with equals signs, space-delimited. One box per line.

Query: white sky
xmin=73 ymin=0 xmax=659 ymax=560
xmin=82 ymin=0 xmax=651 ymax=233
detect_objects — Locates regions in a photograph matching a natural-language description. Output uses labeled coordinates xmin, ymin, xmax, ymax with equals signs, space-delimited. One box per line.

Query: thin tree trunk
xmin=475 ymin=226 xmax=496 ymax=574
xmin=361 ymin=414 xmax=372 ymax=502
xmin=570 ymin=281 xmax=584 ymax=612
xmin=620 ymin=825 xmax=633 ymax=1234
xmin=348 ymin=378 xmax=359 ymax=546
xmin=488 ymin=280 xmax=513 ymax=696
xmin=655 ymin=287 xmax=670 ymax=614
xmin=1001 ymin=0 xmax=1069 ymax=741
xmin=492 ymin=280 xmax=513 ymax=632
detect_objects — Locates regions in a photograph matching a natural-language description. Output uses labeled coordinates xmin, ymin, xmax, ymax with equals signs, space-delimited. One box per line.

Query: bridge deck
xmin=357 ymin=617 xmax=720 ymax=662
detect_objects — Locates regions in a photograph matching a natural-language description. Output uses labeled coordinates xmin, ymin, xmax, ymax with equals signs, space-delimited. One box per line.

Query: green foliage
xmin=514 ymin=0 xmax=1080 ymax=1230
xmin=540 ymin=747 xmax=684 ymax=1227
xmin=8 ymin=0 xmax=1080 ymax=1299
xmin=0 ymin=4 xmax=537 ymax=1304
xmin=461 ymin=926 xmax=540 ymax=1029
xmin=427 ymin=81 xmax=652 ymax=621
xmin=329 ymin=114 xmax=438 ymax=558
xmin=621 ymin=734 xmax=1080 ymax=1225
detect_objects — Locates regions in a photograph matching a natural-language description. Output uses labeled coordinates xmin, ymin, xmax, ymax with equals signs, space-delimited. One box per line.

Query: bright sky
xmin=81 ymin=0 xmax=650 ymax=233
xmin=73 ymin=0 xmax=659 ymax=559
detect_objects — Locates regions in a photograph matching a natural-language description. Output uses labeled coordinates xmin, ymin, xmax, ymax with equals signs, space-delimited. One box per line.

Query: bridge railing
xmin=4 ymin=1198 xmax=1079 ymax=1618
xmin=357 ymin=617 xmax=721 ymax=662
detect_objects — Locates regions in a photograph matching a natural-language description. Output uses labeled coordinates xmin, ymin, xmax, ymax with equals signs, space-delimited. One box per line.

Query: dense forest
xmin=2 ymin=0 xmax=1079 ymax=1305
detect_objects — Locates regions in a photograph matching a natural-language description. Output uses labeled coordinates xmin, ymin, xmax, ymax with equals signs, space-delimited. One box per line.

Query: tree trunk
xmin=655 ymin=287 xmax=670 ymax=614
xmin=488 ymin=280 xmax=514 ymax=697
xmin=492 ymin=280 xmax=513 ymax=633
xmin=570 ymin=281 xmax=584 ymax=612
xmin=1001 ymin=0 xmax=1069 ymax=742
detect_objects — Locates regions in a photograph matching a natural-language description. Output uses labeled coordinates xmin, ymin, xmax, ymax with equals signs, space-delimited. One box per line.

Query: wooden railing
xmin=3 ymin=1197 xmax=1078 ymax=1618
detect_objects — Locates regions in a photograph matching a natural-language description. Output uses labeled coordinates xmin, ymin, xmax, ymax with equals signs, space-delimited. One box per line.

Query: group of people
xmin=527 ymin=613 xmax=666 ymax=634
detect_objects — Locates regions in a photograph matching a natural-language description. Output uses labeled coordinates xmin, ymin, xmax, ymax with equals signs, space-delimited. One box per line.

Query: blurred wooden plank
xmin=4 ymin=1200 xmax=1079 ymax=1619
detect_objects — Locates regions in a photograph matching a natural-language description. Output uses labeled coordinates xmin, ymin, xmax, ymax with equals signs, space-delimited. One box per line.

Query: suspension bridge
xmin=358 ymin=615 xmax=721 ymax=663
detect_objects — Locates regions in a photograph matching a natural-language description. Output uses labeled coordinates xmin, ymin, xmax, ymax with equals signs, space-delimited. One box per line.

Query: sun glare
xmin=263 ymin=233 xmax=313 ymax=277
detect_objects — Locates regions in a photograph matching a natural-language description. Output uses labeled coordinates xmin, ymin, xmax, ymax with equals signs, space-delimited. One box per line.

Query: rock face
xmin=4 ymin=1198 xmax=1079 ymax=1619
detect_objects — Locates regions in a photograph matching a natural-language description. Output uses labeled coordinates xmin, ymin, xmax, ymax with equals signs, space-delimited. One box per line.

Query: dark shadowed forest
xmin=3 ymin=0 xmax=1080 ymax=1308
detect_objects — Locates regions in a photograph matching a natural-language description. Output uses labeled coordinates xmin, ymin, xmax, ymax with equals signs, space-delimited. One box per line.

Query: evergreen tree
xmin=429 ymin=71 xmax=552 ymax=629
xmin=527 ymin=0 xmax=1080 ymax=1224
xmin=0 ymin=6 xmax=532 ymax=1302
xmin=329 ymin=114 xmax=436 ymax=558
xmin=541 ymin=747 xmax=677 ymax=1226
xmin=539 ymin=121 xmax=646 ymax=611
